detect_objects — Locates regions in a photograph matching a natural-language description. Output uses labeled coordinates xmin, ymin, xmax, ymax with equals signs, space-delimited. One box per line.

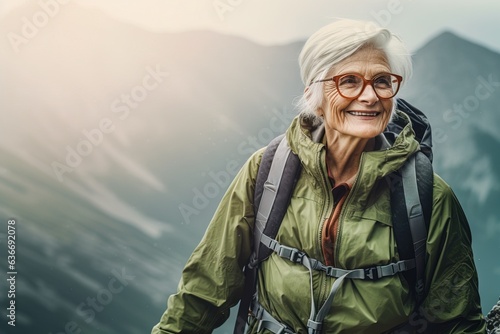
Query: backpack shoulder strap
xmin=252 ymin=135 xmax=302 ymax=265
xmin=234 ymin=134 xmax=301 ymax=334
xmin=390 ymin=151 xmax=433 ymax=304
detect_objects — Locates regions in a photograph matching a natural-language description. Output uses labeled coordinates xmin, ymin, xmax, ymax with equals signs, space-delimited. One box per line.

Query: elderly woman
xmin=152 ymin=20 xmax=485 ymax=333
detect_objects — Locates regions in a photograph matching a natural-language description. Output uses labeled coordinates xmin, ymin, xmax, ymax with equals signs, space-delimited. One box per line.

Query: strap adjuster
xmin=364 ymin=267 xmax=380 ymax=280
xmin=390 ymin=261 xmax=407 ymax=275
xmin=277 ymin=246 xmax=303 ymax=263
xmin=324 ymin=266 xmax=335 ymax=277
xmin=307 ymin=319 xmax=322 ymax=332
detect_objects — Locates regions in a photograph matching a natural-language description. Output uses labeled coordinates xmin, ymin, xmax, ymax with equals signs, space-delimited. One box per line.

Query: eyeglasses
xmin=311 ymin=72 xmax=403 ymax=100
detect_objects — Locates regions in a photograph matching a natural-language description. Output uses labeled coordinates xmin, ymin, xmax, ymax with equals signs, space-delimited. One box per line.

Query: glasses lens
xmin=373 ymin=73 xmax=399 ymax=98
xmin=336 ymin=73 xmax=400 ymax=99
xmin=337 ymin=74 xmax=364 ymax=98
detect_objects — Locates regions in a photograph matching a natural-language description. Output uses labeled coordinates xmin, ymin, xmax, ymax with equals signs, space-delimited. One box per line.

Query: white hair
xmin=295 ymin=19 xmax=413 ymax=129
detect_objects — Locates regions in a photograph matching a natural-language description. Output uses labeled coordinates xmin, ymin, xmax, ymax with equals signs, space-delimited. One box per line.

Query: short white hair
xmin=296 ymin=19 xmax=413 ymax=128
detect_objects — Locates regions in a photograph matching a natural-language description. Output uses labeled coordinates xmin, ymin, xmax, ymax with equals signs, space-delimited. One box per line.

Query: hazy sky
xmin=2 ymin=0 xmax=499 ymax=52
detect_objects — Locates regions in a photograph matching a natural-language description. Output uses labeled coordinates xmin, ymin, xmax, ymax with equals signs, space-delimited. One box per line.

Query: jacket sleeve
xmin=418 ymin=174 xmax=486 ymax=333
xmin=151 ymin=150 xmax=264 ymax=333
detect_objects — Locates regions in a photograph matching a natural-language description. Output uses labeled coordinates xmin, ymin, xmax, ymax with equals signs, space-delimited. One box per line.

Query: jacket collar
xmin=285 ymin=110 xmax=420 ymax=184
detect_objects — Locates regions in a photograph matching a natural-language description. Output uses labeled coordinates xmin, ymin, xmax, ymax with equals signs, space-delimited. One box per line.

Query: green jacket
xmin=152 ymin=111 xmax=486 ymax=333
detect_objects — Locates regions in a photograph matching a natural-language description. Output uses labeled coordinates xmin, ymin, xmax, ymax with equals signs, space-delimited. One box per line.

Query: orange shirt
xmin=321 ymin=165 xmax=356 ymax=266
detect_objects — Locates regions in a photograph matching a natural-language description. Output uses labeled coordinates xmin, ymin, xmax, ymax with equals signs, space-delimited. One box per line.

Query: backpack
xmin=234 ymin=98 xmax=434 ymax=334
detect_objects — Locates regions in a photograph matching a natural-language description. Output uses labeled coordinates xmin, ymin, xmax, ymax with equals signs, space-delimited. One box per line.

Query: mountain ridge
xmin=417 ymin=29 xmax=500 ymax=58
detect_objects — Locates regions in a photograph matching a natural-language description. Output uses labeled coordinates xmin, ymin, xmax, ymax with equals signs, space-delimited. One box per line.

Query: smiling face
xmin=319 ymin=45 xmax=394 ymax=141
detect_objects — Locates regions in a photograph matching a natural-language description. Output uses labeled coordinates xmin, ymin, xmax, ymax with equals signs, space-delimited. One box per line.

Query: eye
xmin=374 ymin=74 xmax=393 ymax=88
xmin=338 ymin=74 xmax=361 ymax=87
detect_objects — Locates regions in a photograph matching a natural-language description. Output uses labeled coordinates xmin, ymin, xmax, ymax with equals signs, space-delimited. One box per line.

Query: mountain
xmin=0 ymin=3 xmax=499 ymax=333
xmin=0 ymin=3 xmax=304 ymax=334
xmin=400 ymin=31 xmax=500 ymax=314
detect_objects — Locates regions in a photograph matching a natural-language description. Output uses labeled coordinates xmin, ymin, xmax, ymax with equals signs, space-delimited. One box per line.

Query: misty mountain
xmin=0 ymin=3 xmax=499 ymax=334
xmin=400 ymin=31 xmax=500 ymax=312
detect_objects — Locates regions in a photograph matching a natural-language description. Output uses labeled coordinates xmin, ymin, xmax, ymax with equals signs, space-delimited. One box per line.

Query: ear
xmin=303 ymin=86 xmax=311 ymax=99
xmin=317 ymin=107 xmax=324 ymax=118
xmin=303 ymin=86 xmax=316 ymax=110
xmin=304 ymin=86 xmax=324 ymax=118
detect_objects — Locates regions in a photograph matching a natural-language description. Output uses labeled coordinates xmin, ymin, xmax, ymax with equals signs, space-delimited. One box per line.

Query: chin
xmin=349 ymin=126 xmax=385 ymax=139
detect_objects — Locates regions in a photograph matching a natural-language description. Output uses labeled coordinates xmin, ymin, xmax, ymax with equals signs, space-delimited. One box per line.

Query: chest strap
xmin=256 ymin=233 xmax=416 ymax=334
xmin=260 ymin=233 xmax=416 ymax=280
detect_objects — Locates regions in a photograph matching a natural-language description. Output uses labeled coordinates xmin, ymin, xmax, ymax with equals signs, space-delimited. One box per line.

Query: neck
xmin=325 ymin=132 xmax=374 ymax=184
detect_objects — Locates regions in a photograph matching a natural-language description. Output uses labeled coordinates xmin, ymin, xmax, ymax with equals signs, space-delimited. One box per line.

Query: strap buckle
xmin=324 ymin=266 xmax=342 ymax=278
xmin=364 ymin=267 xmax=380 ymax=280
xmin=324 ymin=266 xmax=334 ymax=277
xmin=277 ymin=246 xmax=303 ymax=263
xmin=391 ymin=261 xmax=407 ymax=274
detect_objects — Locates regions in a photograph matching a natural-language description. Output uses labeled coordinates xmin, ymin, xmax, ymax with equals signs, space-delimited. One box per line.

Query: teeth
xmin=349 ymin=112 xmax=379 ymax=116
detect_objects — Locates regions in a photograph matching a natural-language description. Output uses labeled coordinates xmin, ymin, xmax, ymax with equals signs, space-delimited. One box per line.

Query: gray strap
xmin=261 ymin=233 xmax=416 ymax=280
xmin=252 ymin=235 xmax=416 ymax=334
xmin=308 ymin=267 xmax=352 ymax=334
xmin=260 ymin=234 xmax=304 ymax=262
xmin=253 ymin=302 xmax=297 ymax=334
xmin=251 ymin=137 xmax=292 ymax=268
xmin=302 ymin=256 xmax=317 ymax=334
xmin=250 ymin=265 xmax=350 ymax=334
xmin=310 ymin=258 xmax=416 ymax=280
xmin=258 ymin=234 xmax=416 ymax=333
xmin=401 ymin=154 xmax=427 ymax=294
xmin=255 ymin=137 xmax=291 ymax=230
xmin=301 ymin=256 xmax=353 ymax=334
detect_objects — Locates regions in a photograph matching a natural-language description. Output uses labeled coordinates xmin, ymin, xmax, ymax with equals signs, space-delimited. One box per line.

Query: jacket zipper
xmin=317 ymin=149 xmax=335 ymax=310
xmin=334 ymin=153 xmax=366 ymax=268
xmin=318 ymin=150 xmax=334 ymax=260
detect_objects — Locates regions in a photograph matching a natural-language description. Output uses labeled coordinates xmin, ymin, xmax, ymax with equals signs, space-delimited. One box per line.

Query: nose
xmin=357 ymin=83 xmax=379 ymax=105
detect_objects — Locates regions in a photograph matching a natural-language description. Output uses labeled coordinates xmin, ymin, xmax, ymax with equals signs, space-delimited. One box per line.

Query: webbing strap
xmin=302 ymin=256 xmax=352 ymax=334
xmin=251 ymin=137 xmax=293 ymax=269
xmin=255 ymin=137 xmax=290 ymax=229
xmin=250 ymin=259 xmax=351 ymax=334
xmin=235 ymin=136 xmax=301 ymax=334
xmin=252 ymin=302 xmax=297 ymax=334
xmin=313 ymin=258 xmax=415 ymax=280
xmin=260 ymin=233 xmax=416 ymax=280
xmin=401 ymin=154 xmax=427 ymax=297
xmin=257 ymin=233 xmax=416 ymax=333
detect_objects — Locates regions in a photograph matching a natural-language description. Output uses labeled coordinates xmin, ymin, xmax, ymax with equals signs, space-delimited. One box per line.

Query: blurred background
xmin=0 ymin=1 xmax=499 ymax=333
